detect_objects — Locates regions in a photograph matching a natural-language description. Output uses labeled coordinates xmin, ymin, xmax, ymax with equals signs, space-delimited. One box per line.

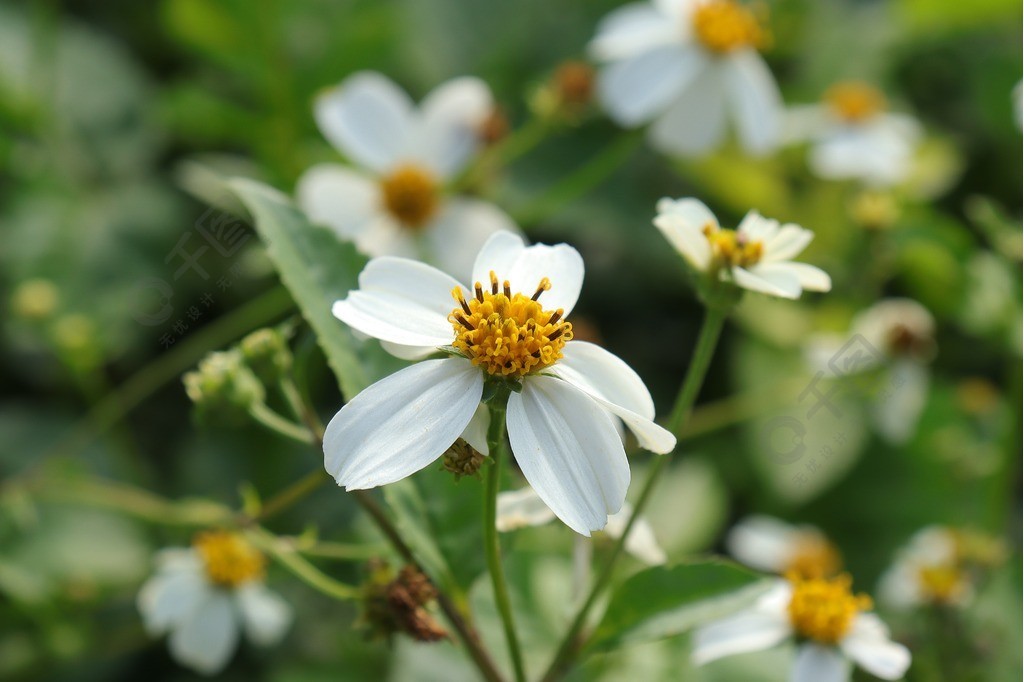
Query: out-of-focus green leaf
xmin=899 ymin=0 xmax=1021 ymax=32
xmin=229 ymin=178 xmax=371 ymax=398
xmin=588 ymin=560 xmax=770 ymax=652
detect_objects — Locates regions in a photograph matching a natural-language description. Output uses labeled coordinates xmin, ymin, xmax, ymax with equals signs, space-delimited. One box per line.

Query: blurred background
xmin=0 ymin=0 xmax=1020 ymax=680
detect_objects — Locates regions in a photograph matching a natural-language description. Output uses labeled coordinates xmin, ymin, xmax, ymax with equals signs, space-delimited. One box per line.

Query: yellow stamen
xmin=380 ymin=164 xmax=440 ymax=228
xmin=918 ymin=565 xmax=966 ymax=604
xmin=786 ymin=573 xmax=872 ymax=644
xmin=786 ymin=536 xmax=843 ymax=580
xmin=693 ymin=1 xmax=766 ymax=54
xmin=824 ymin=81 xmax=886 ymax=124
xmin=193 ymin=530 xmax=265 ymax=588
xmin=702 ymin=223 xmax=764 ymax=268
xmin=449 ymin=274 xmax=573 ymax=377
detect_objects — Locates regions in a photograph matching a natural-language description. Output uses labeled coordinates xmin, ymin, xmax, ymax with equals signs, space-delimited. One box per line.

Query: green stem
xmin=254 ymin=469 xmax=330 ymax=522
xmin=540 ymin=308 xmax=728 ymax=682
xmin=248 ymin=401 xmax=315 ymax=444
xmin=485 ymin=400 xmax=527 ymax=682
xmin=249 ymin=527 xmax=358 ymax=601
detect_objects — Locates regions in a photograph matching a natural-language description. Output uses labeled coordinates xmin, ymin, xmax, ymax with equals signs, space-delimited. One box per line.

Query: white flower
xmin=297 ymin=71 xmax=519 ymax=281
xmin=785 ymin=81 xmax=922 ymax=187
xmin=879 ymin=526 xmax=973 ymax=609
xmin=496 ymin=486 xmax=667 ymax=565
xmin=726 ymin=515 xmax=840 ymax=579
xmin=654 ymin=197 xmax=831 ymax=299
xmin=324 ymin=231 xmax=676 ymax=535
xmin=693 ymin=576 xmax=911 ymax=681
xmin=589 ymin=0 xmax=782 ymax=156
xmin=137 ymin=532 xmax=291 ymax=675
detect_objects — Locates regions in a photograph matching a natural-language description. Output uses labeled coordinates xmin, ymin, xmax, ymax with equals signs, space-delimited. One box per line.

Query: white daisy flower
xmin=693 ymin=575 xmax=911 ymax=681
xmin=879 ymin=526 xmax=973 ymax=609
xmin=654 ymin=198 xmax=832 ymax=299
xmin=726 ymin=515 xmax=841 ymax=580
xmin=496 ymin=486 xmax=667 ymax=565
xmin=785 ymin=81 xmax=923 ymax=186
xmin=324 ymin=231 xmax=676 ymax=536
xmin=297 ymin=71 xmax=519 ymax=281
xmin=137 ymin=531 xmax=292 ymax=675
xmin=589 ymin=0 xmax=782 ymax=156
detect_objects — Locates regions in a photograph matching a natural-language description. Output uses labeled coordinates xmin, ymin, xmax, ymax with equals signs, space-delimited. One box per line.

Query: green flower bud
xmin=240 ymin=327 xmax=292 ymax=384
xmin=183 ymin=350 xmax=264 ymax=420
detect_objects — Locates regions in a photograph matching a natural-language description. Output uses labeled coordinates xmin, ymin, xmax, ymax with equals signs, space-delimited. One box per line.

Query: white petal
xmin=598 ymin=46 xmax=703 ymax=126
xmin=506 ymin=375 xmax=630 ymax=536
xmin=471 ymin=232 xmax=585 ymax=316
xmin=461 ymin=403 xmax=490 ymax=456
xmin=168 ymin=590 xmax=239 ymax=675
xmin=725 ymin=51 xmax=782 ymax=156
xmin=792 ymin=643 xmax=850 ymax=682
xmin=137 ymin=565 xmax=208 ymax=636
xmin=495 ymin=487 xmax=557 ymax=531
xmin=877 ymin=563 xmax=925 ymax=609
xmin=332 ymin=256 xmax=464 ymax=347
xmin=873 ymin=361 xmax=928 ymax=445
xmin=730 ymin=264 xmax=801 ymax=299
xmin=588 ymin=3 xmax=681 ymax=61
xmin=314 ymin=72 xmax=413 ymax=173
xmin=656 ymin=197 xmax=720 ymax=229
xmin=411 ymin=77 xmax=492 ymax=178
xmin=691 ymin=608 xmax=792 ymax=665
xmin=379 ymin=340 xmax=440 ymax=361
xmin=323 ymin=359 xmax=484 ymax=489
xmin=736 ymin=210 xmax=780 ymax=243
xmin=762 ymin=224 xmax=814 ymax=263
xmin=725 ymin=515 xmax=800 ymax=573
xmin=424 ymin=198 xmax=521 ymax=282
xmin=841 ymin=614 xmax=912 ymax=680
xmin=236 ymin=583 xmax=292 ymax=646
xmin=754 ymin=262 xmax=831 ymax=293
xmin=549 ymin=341 xmax=676 ymax=454
xmin=604 ymin=502 xmax=668 ymax=565
xmin=653 ymin=213 xmax=713 ymax=271
xmin=649 ymin=62 xmax=728 ymax=156
xmin=295 ymin=164 xmax=381 ymax=241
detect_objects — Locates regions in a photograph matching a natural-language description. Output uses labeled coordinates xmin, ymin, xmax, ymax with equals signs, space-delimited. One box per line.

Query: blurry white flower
xmin=297 ymin=71 xmax=519 ymax=280
xmin=878 ymin=526 xmax=972 ymax=609
xmin=654 ymin=198 xmax=831 ymax=299
xmin=589 ymin=0 xmax=782 ymax=156
xmin=693 ymin=575 xmax=911 ymax=681
xmin=786 ymin=81 xmax=922 ymax=187
xmin=726 ymin=515 xmax=840 ymax=579
xmin=137 ymin=531 xmax=291 ymax=675
xmin=807 ymin=298 xmax=935 ymax=444
xmin=324 ymin=231 xmax=676 ymax=536
xmin=497 ymin=487 xmax=667 ymax=565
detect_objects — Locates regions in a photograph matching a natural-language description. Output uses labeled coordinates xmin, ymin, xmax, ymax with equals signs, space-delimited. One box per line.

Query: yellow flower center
xmin=824 ymin=81 xmax=886 ymax=124
xmin=787 ymin=573 xmax=872 ymax=644
xmin=703 ymin=224 xmax=764 ymax=268
xmin=918 ymin=565 xmax=966 ymax=604
xmin=449 ymin=272 xmax=573 ymax=378
xmin=693 ymin=1 xmax=766 ymax=54
xmin=380 ymin=164 xmax=440 ymax=228
xmin=786 ymin=536 xmax=843 ymax=580
xmin=193 ymin=531 xmax=265 ymax=588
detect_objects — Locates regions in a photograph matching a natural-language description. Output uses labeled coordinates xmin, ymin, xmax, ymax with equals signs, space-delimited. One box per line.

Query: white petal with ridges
xmin=792 ymin=643 xmax=849 ymax=682
xmin=550 ymin=342 xmax=676 ymax=454
xmin=295 ymin=164 xmax=381 ymax=241
xmin=236 ymin=583 xmax=292 ymax=646
xmin=323 ymin=359 xmax=483 ymax=489
xmin=506 ymin=375 xmax=629 ymax=536
xmin=411 ymin=77 xmax=492 ymax=179
xmin=168 ymin=590 xmax=239 ymax=675
xmin=471 ymin=232 xmax=585 ymax=316
xmin=461 ymin=403 xmax=490 ymax=456
xmin=598 ymin=46 xmax=703 ymax=126
xmin=314 ymin=72 xmax=413 ymax=173
xmin=653 ymin=213 xmax=713 ymax=271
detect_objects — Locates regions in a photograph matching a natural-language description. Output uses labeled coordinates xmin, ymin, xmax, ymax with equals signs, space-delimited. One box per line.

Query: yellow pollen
xmin=702 ymin=223 xmax=764 ymax=268
xmin=918 ymin=565 xmax=966 ymax=604
xmin=193 ymin=530 xmax=266 ymax=588
xmin=824 ymin=81 xmax=886 ymax=124
xmin=380 ymin=164 xmax=440 ymax=228
xmin=449 ymin=272 xmax=573 ymax=377
xmin=786 ymin=536 xmax=843 ymax=580
xmin=786 ymin=573 xmax=872 ymax=644
xmin=693 ymin=1 xmax=766 ymax=54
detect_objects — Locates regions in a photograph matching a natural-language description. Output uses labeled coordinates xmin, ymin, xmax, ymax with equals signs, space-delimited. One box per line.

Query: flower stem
xmin=249 ymin=527 xmax=358 ymax=601
xmin=539 ymin=307 xmax=728 ymax=682
xmin=485 ymin=400 xmax=527 ymax=682
xmin=248 ymin=400 xmax=315 ymax=444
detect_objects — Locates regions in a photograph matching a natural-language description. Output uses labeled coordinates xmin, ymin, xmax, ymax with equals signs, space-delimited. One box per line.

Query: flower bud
xmin=360 ymin=560 xmax=448 ymax=642
xmin=183 ymin=350 xmax=264 ymax=419
xmin=240 ymin=327 xmax=292 ymax=384
xmin=478 ymin=106 xmax=510 ymax=147
xmin=10 ymin=279 xmax=59 ymax=320
xmin=441 ymin=438 xmax=486 ymax=480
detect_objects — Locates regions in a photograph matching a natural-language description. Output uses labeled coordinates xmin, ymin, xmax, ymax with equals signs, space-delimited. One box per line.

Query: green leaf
xmin=228 ymin=178 xmax=382 ymax=398
xmin=589 ymin=559 xmax=771 ymax=652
